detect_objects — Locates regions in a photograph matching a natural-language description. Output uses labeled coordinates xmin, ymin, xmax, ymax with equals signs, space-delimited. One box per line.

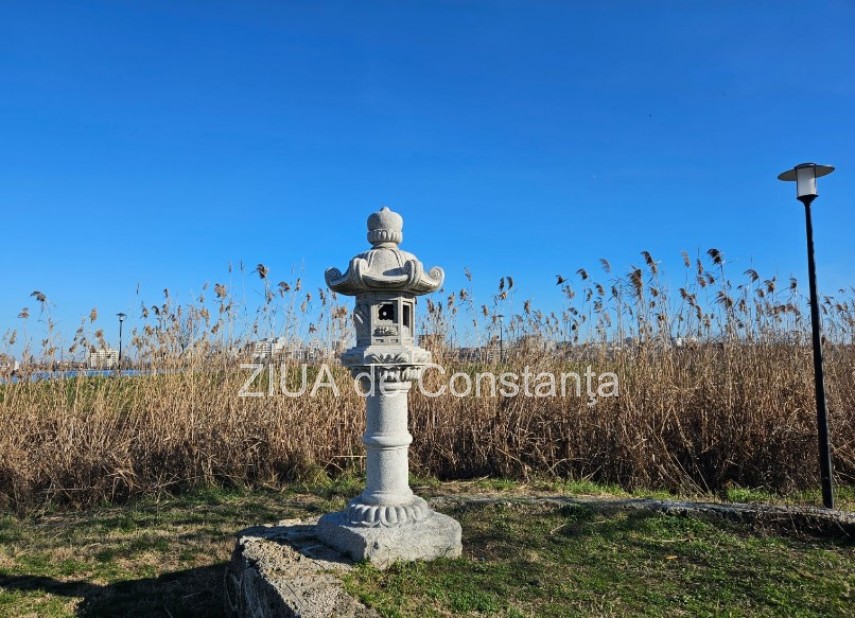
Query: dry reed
xmin=1 ymin=251 xmax=853 ymax=512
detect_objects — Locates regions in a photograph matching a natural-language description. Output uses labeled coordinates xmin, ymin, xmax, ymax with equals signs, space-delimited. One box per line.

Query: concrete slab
xmin=225 ymin=518 xmax=379 ymax=618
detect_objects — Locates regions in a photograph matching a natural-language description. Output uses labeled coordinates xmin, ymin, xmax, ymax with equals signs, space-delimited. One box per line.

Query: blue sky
xmin=2 ymin=1 xmax=854 ymax=353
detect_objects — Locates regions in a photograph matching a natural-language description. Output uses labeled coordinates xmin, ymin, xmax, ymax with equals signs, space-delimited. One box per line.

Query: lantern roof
xmin=325 ymin=207 xmax=444 ymax=296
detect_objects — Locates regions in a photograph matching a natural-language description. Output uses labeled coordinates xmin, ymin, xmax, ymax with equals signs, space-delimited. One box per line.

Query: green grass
xmin=343 ymin=502 xmax=854 ymax=618
xmin=0 ymin=485 xmax=341 ymax=617
xmin=0 ymin=478 xmax=852 ymax=617
xmin=719 ymin=484 xmax=855 ymax=509
xmin=433 ymin=475 xmax=855 ymax=510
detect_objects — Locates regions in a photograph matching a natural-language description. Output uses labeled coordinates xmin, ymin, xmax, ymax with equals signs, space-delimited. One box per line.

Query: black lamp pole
xmin=117 ymin=312 xmax=126 ymax=369
xmin=778 ymin=162 xmax=835 ymax=509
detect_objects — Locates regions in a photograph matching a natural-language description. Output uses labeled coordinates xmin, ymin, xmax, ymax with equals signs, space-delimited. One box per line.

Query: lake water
xmin=2 ymin=369 xmax=152 ymax=383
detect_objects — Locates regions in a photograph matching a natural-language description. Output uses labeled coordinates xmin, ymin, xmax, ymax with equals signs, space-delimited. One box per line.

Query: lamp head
xmin=778 ymin=163 xmax=835 ymax=200
xmin=117 ymin=312 xmax=126 ymax=322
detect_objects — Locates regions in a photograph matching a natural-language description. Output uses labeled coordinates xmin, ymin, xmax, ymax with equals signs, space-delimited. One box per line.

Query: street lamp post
xmin=117 ymin=312 xmax=126 ymax=370
xmin=497 ymin=314 xmax=505 ymax=363
xmin=777 ymin=162 xmax=835 ymax=509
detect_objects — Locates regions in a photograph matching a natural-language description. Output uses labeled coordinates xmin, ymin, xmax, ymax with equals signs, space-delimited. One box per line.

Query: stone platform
xmin=225 ymin=519 xmax=379 ymax=618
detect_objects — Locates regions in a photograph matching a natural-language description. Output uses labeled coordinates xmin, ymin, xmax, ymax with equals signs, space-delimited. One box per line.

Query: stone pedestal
xmin=316 ymin=511 xmax=462 ymax=568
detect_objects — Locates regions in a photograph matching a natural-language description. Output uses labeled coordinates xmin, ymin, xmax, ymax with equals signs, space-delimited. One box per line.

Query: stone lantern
xmin=316 ymin=207 xmax=462 ymax=566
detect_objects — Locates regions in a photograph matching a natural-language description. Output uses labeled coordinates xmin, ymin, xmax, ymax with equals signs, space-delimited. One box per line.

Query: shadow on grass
xmin=0 ymin=563 xmax=227 ymax=617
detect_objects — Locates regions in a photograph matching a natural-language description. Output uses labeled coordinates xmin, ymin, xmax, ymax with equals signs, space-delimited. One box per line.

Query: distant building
xmin=250 ymin=337 xmax=288 ymax=361
xmin=514 ymin=334 xmax=555 ymax=353
xmin=0 ymin=355 xmax=20 ymax=374
xmin=88 ymin=348 xmax=119 ymax=369
xmin=671 ymin=336 xmax=700 ymax=349
xmin=249 ymin=337 xmax=333 ymax=363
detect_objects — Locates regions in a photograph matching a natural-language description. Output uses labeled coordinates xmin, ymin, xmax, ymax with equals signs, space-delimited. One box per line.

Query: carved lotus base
xmin=345 ymin=496 xmax=432 ymax=528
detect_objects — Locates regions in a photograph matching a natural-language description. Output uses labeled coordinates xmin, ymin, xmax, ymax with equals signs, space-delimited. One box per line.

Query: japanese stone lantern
xmin=316 ymin=207 xmax=462 ymax=566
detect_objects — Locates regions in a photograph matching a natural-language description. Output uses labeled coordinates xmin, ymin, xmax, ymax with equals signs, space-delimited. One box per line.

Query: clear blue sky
xmin=2 ymin=1 xmax=854 ymax=353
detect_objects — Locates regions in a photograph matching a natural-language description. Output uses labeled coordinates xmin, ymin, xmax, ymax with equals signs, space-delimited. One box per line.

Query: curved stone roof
xmin=325 ymin=207 xmax=444 ymax=296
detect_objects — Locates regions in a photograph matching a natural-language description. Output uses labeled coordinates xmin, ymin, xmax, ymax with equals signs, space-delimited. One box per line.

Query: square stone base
xmin=315 ymin=511 xmax=462 ymax=568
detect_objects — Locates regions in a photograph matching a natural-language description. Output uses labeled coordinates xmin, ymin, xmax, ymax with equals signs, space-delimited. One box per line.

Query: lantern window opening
xmin=379 ymin=304 xmax=395 ymax=321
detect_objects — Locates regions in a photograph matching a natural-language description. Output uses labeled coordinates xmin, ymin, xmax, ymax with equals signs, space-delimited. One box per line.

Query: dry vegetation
xmin=1 ymin=250 xmax=854 ymax=512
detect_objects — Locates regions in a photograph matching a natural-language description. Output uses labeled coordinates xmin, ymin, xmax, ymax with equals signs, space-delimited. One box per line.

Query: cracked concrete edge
xmin=225 ymin=518 xmax=380 ymax=618
xmin=426 ymin=494 xmax=855 ymax=537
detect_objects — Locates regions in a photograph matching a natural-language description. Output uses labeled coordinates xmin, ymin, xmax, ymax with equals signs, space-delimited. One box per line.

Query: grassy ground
xmin=345 ymin=502 xmax=853 ymax=617
xmin=0 ymin=479 xmax=852 ymax=617
xmin=0 ymin=481 xmax=355 ymax=618
xmin=441 ymin=476 xmax=855 ymax=511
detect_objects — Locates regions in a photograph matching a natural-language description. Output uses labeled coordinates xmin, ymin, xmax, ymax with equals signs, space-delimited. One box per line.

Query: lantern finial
xmin=367 ymin=206 xmax=404 ymax=247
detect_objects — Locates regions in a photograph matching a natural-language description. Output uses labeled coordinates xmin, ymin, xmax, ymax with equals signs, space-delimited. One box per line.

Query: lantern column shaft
xmin=361 ymin=381 xmax=414 ymax=505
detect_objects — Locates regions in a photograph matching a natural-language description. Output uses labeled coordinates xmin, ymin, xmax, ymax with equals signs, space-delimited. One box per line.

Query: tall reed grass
xmin=1 ymin=250 xmax=853 ymax=512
